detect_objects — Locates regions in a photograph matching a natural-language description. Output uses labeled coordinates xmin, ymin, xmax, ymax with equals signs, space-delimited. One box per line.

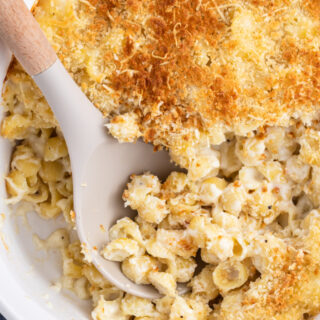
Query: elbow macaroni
xmin=101 ymin=119 xmax=320 ymax=318
xmin=212 ymin=260 xmax=249 ymax=292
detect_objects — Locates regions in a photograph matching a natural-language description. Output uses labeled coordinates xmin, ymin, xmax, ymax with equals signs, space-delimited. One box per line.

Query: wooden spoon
xmin=0 ymin=0 xmax=181 ymax=299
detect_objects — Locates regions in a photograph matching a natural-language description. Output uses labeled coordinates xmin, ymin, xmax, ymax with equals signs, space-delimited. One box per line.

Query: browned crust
xmin=80 ymin=0 xmax=320 ymax=145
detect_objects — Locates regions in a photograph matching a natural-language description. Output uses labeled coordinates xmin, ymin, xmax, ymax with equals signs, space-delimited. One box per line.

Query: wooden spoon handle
xmin=0 ymin=0 xmax=57 ymax=76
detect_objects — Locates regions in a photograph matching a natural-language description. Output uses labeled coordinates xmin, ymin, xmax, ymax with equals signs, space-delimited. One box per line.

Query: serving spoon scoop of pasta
xmin=0 ymin=0 xmax=187 ymax=299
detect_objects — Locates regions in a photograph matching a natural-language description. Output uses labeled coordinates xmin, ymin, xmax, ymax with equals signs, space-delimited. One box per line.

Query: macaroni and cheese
xmin=2 ymin=0 xmax=320 ymax=319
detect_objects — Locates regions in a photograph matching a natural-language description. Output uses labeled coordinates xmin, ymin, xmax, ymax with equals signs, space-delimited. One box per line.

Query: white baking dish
xmin=0 ymin=1 xmax=91 ymax=319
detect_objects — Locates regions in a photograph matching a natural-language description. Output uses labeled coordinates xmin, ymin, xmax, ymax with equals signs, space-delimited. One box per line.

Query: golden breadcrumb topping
xmin=24 ymin=0 xmax=320 ymax=170
xmin=23 ymin=3 xmax=312 ymax=128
